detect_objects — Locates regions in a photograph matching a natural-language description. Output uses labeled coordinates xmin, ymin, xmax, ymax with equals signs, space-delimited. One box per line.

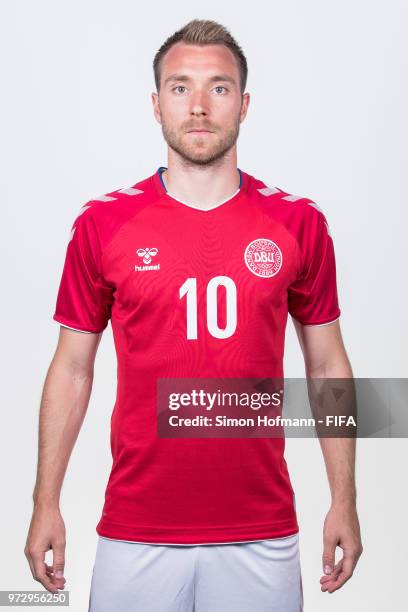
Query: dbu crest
xmin=244 ymin=238 xmax=282 ymax=278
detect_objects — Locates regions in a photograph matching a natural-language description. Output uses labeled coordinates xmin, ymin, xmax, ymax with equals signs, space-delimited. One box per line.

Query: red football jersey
xmin=52 ymin=167 xmax=341 ymax=544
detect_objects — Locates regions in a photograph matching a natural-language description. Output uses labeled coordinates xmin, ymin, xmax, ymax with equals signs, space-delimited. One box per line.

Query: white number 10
xmin=179 ymin=276 xmax=237 ymax=340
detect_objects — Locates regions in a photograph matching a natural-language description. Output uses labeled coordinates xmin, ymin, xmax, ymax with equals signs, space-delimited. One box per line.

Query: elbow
xmin=305 ymin=351 xmax=354 ymax=378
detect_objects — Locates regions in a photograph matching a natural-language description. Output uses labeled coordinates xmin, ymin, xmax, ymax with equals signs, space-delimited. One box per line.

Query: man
xmin=25 ymin=18 xmax=363 ymax=612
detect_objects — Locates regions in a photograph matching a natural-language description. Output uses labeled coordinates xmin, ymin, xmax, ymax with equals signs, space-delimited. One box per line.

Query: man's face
xmin=152 ymin=42 xmax=249 ymax=165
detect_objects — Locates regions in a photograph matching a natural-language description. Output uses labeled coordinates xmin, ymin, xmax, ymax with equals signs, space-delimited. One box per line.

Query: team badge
xmin=244 ymin=238 xmax=282 ymax=278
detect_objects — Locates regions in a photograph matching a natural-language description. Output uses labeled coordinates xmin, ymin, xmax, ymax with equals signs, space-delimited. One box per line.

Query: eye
xmin=214 ymin=86 xmax=228 ymax=94
xmin=173 ymin=85 xmax=187 ymax=94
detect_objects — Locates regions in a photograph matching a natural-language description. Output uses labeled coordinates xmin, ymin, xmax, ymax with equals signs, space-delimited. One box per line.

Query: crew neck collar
xmin=151 ymin=166 xmax=249 ymax=212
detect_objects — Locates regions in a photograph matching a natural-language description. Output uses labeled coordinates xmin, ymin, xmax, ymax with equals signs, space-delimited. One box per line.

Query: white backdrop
xmin=1 ymin=0 xmax=407 ymax=610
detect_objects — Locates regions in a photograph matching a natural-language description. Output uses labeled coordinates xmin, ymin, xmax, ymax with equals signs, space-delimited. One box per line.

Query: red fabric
xmin=53 ymin=168 xmax=340 ymax=544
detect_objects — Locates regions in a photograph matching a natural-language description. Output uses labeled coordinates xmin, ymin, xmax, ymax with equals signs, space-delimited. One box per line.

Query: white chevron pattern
xmin=93 ymin=195 xmax=117 ymax=202
xmin=257 ymin=186 xmax=281 ymax=196
xmin=117 ymin=187 xmax=144 ymax=196
xmin=93 ymin=186 xmax=144 ymax=202
xmin=68 ymin=186 xmax=144 ymax=245
xmin=258 ymin=185 xmax=331 ymax=236
xmin=77 ymin=205 xmax=91 ymax=216
xmin=281 ymin=194 xmax=304 ymax=202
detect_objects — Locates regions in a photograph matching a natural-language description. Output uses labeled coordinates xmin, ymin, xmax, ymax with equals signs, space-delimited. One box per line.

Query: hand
xmin=24 ymin=504 xmax=67 ymax=594
xmin=320 ymin=502 xmax=363 ymax=593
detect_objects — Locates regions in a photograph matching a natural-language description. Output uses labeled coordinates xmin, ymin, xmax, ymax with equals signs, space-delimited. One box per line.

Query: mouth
xmin=187 ymin=129 xmax=213 ymax=134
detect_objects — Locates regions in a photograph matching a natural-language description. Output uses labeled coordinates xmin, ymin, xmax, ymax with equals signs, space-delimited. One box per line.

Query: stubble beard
xmin=161 ymin=119 xmax=241 ymax=167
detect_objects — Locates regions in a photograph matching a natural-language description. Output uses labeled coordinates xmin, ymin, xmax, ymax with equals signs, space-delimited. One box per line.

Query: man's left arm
xmin=293 ymin=318 xmax=363 ymax=594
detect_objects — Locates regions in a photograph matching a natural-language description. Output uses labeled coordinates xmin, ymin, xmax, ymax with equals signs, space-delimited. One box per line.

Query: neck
xmin=161 ymin=155 xmax=241 ymax=210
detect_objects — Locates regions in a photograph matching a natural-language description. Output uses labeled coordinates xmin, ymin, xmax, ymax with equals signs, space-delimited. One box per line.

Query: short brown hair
xmin=153 ymin=19 xmax=248 ymax=94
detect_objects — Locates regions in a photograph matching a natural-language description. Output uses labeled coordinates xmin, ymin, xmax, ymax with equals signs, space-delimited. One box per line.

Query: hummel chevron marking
xmin=117 ymin=187 xmax=144 ymax=196
xmin=281 ymin=194 xmax=304 ymax=202
xmin=259 ymin=185 xmax=331 ymax=236
xmin=281 ymin=195 xmax=324 ymax=215
xmin=92 ymin=188 xmax=144 ymax=202
xmin=68 ymin=187 xmax=144 ymax=245
xmin=257 ymin=186 xmax=281 ymax=196
xmin=305 ymin=200 xmax=324 ymax=213
xmin=93 ymin=195 xmax=117 ymax=202
xmin=77 ymin=205 xmax=91 ymax=216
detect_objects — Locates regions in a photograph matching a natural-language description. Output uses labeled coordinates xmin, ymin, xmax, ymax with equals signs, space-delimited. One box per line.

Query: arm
xmin=293 ymin=318 xmax=363 ymax=594
xmin=24 ymin=326 xmax=102 ymax=593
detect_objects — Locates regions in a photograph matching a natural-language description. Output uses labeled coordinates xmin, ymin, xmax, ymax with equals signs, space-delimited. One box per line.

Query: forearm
xmin=307 ymin=350 xmax=357 ymax=506
xmin=319 ymin=437 xmax=356 ymax=506
xmin=295 ymin=322 xmax=363 ymax=591
xmin=32 ymin=356 xmax=93 ymax=508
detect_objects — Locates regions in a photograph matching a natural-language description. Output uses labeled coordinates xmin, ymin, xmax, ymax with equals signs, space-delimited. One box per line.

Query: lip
xmin=187 ymin=129 xmax=213 ymax=133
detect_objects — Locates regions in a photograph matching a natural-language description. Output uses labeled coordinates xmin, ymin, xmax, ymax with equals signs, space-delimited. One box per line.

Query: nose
xmin=190 ymin=90 xmax=208 ymax=117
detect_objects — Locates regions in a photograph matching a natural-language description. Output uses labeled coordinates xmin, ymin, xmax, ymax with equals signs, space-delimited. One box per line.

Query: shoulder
xmin=72 ymin=175 xmax=151 ymax=222
xmin=250 ymin=174 xmax=332 ymax=237
xmin=68 ymin=175 xmax=155 ymax=248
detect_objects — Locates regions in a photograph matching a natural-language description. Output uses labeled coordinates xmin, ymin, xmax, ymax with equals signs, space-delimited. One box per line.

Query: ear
xmin=239 ymin=92 xmax=250 ymax=123
xmin=151 ymin=92 xmax=162 ymax=125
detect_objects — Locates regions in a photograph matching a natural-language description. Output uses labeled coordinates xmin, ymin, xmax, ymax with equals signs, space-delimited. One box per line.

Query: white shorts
xmin=88 ymin=533 xmax=303 ymax=611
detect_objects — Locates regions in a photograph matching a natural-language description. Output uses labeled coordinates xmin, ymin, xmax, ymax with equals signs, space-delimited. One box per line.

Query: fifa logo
xmin=135 ymin=247 xmax=160 ymax=272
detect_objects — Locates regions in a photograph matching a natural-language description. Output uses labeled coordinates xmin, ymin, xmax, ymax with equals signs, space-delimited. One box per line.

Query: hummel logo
xmin=135 ymin=247 xmax=160 ymax=272
xmin=137 ymin=247 xmax=158 ymax=264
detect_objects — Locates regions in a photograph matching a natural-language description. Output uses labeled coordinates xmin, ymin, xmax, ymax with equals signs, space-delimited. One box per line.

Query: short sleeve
xmin=52 ymin=207 xmax=114 ymax=333
xmin=288 ymin=207 xmax=341 ymax=326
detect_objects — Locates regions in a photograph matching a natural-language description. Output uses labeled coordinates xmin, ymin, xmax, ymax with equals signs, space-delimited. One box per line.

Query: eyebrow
xmin=164 ymin=74 xmax=237 ymax=86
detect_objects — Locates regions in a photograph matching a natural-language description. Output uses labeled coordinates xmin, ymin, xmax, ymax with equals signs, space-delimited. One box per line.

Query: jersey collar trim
xmin=152 ymin=166 xmax=249 ymax=212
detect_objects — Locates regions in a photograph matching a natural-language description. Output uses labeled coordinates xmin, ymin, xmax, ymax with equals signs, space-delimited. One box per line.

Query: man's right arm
xmin=24 ymin=326 xmax=102 ymax=593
